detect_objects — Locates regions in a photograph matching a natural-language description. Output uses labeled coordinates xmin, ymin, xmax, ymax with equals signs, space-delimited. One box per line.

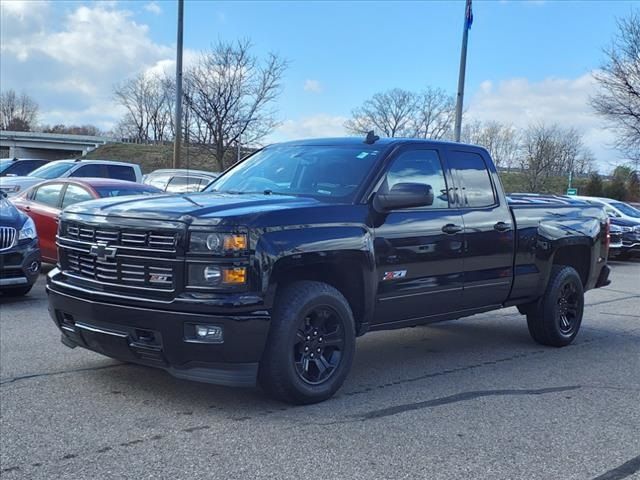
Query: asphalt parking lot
xmin=1 ymin=261 xmax=639 ymax=480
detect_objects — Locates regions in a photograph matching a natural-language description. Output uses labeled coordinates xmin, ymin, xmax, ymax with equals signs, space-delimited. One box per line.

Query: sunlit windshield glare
xmin=206 ymin=145 xmax=380 ymax=200
xmin=30 ymin=162 xmax=75 ymax=179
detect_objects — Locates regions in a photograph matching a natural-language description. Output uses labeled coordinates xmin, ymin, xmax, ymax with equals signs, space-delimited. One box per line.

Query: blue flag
xmin=465 ymin=0 xmax=473 ymax=30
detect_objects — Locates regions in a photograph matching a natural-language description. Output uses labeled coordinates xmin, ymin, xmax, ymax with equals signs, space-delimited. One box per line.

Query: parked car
xmin=48 ymin=136 xmax=611 ymax=404
xmin=608 ymin=217 xmax=640 ymax=259
xmin=574 ymin=196 xmax=640 ymax=222
xmin=143 ymin=169 xmax=219 ymax=193
xmin=12 ymin=178 xmax=162 ymax=263
xmin=0 ymin=159 xmax=143 ymax=196
xmin=0 ymin=193 xmax=40 ymax=296
xmin=608 ymin=223 xmax=624 ymax=258
xmin=0 ymin=158 xmax=49 ymax=177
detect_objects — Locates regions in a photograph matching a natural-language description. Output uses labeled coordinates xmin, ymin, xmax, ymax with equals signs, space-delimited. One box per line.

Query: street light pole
xmin=172 ymin=0 xmax=184 ymax=169
xmin=454 ymin=0 xmax=473 ymax=143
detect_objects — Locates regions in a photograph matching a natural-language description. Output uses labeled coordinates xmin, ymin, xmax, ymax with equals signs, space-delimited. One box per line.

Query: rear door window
xmin=106 ymin=165 xmax=136 ymax=182
xmin=448 ymin=151 xmax=496 ymax=208
xmin=33 ymin=183 xmax=64 ymax=208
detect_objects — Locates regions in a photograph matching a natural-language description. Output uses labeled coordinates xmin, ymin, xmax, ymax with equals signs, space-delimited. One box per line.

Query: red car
xmin=11 ymin=178 xmax=162 ymax=263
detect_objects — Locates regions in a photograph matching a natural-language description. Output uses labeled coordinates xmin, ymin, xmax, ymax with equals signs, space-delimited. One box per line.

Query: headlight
xmin=189 ymin=232 xmax=247 ymax=253
xmin=18 ymin=217 xmax=37 ymax=241
xmin=187 ymin=264 xmax=247 ymax=287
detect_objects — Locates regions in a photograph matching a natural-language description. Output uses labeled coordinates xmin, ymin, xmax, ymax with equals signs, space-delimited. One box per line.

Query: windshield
xmin=611 ymin=201 xmax=640 ymax=218
xmin=206 ymin=145 xmax=381 ymax=201
xmin=29 ymin=162 xmax=75 ymax=179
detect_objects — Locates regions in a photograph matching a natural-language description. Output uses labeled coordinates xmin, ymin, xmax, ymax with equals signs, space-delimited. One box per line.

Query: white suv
xmin=0 ymin=159 xmax=143 ymax=196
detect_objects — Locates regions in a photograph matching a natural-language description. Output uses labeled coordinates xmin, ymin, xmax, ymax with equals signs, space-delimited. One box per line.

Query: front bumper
xmin=47 ymin=274 xmax=271 ymax=388
xmin=0 ymin=239 xmax=40 ymax=289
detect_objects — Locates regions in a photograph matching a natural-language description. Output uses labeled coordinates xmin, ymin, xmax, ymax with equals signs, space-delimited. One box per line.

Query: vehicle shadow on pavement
xmin=73 ymin=311 xmax=622 ymax=416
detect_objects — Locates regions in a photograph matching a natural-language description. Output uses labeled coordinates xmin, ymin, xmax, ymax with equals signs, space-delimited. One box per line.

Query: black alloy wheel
xmin=294 ymin=306 xmax=345 ymax=385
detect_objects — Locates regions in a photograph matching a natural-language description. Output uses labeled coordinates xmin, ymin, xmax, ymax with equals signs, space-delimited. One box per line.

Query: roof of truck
xmin=275 ymin=137 xmax=485 ymax=150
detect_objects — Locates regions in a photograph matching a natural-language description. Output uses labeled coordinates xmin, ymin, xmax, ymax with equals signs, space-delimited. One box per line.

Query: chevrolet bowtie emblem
xmin=89 ymin=242 xmax=117 ymax=260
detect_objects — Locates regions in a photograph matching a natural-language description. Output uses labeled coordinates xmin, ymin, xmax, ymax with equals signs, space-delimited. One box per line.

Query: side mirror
xmin=373 ymin=182 xmax=434 ymax=212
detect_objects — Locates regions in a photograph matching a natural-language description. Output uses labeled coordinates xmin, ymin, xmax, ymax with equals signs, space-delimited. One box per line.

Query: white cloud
xmin=144 ymin=1 xmax=162 ymax=15
xmin=303 ymin=79 xmax=323 ymax=94
xmin=465 ymin=73 xmax=623 ymax=171
xmin=0 ymin=3 xmax=175 ymax=131
xmin=270 ymin=114 xmax=348 ymax=142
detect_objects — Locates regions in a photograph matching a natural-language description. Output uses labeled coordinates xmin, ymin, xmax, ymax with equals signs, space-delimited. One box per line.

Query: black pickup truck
xmin=47 ymin=137 xmax=611 ymax=404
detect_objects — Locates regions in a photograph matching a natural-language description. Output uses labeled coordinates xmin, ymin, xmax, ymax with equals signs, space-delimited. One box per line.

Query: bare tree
xmin=183 ymin=39 xmax=287 ymax=169
xmin=591 ymin=10 xmax=640 ymax=162
xmin=345 ymin=88 xmax=419 ymax=138
xmin=520 ymin=124 xmax=591 ymax=192
xmin=114 ymin=74 xmax=150 ymax=142
xmin=0 ymin=89 xmax=39 ymax=131
xmin=462 ymin=120 xmax=520 ymax=170
xmin=415 ymin=87 xmax=456 ymax=140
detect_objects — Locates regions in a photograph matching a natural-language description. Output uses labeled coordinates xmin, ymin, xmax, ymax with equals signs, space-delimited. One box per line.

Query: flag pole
xmin=173 ymin=0 xmax=184 ymax=169
xmin=454 ymin=0 xmax=472 ymax=143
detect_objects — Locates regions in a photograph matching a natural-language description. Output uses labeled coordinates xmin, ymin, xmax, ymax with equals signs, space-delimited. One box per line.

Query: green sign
xmin=567 ymin=188 xmax=578 ymax=196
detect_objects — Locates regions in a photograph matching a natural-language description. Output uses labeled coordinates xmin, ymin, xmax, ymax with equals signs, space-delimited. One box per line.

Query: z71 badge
xmin=383 ymin=270 xmax=407 ymax=281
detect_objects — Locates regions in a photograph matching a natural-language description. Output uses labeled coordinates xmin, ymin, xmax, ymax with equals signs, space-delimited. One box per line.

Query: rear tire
xmin=1 ymin=285 xmax=33 ymax=297
xmin=526 ymin=266 xmax=584 ymax=347
xmin=258 ymin=281 xmax=355 ymax=404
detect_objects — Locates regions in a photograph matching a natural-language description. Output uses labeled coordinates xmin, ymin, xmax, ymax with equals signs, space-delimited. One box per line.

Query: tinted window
xmin=3 ymin=160 xmax=47 ymax=176
xmin=449 ymin=151 xmax=495 ymax=207
xmin=385 ymin=149 xmax=449 ymax=209
xmin=33 ymin=183 xmax=64 ymax=207
xmin=106 ymin=165 xmax=135 ymax=181
xmin=70 ymin=164 xmax=105 ymax=178
xmin=61 ymin=184 xmax=93 ymax=208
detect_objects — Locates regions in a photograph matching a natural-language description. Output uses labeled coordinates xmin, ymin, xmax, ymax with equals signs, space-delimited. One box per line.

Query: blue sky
xmin=1 ymin=0 xmax=637 ymax=169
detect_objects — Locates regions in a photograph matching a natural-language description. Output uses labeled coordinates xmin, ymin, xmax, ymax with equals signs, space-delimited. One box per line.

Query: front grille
xmin=65 ymin=250 xmax=175 ymax=290
xmin=0 ymin=227 xmax=16 ymax=251
xmin=65 ymin=223 xmax=177 ymax=252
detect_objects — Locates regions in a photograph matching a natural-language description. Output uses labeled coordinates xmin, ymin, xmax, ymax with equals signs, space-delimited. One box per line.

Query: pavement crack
xmin=591 ymin=454 xmax=640 ymax=480
xmin=586 ymin=294 xmax=640 ymax=307
xmin=599 ymin=312 xmax=640 ymax=319
xmin=0 ymin=363 xmax=124 ymax=386
xmin=353 ymin=385 xmax=581 ymax=421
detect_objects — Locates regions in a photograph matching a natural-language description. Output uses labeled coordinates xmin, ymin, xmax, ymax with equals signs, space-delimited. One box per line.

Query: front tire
xmin=526 ymin=266 xmax=584 ymax=347
xmin=258 ymin=281 xmax=355 ymax=404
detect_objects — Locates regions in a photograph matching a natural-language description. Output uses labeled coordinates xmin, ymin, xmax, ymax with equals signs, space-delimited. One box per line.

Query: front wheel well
xmin=272 ymin=261 xmax=366 ymax=333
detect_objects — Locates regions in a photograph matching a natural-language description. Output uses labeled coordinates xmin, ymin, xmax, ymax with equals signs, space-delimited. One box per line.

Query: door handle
xmin=24 ymin=206 xmax=31 ymax=211
xmin=494 ymin=221 xmax=512 ymax=232
xmin=442 ymin=223 xmax=463 ymax=235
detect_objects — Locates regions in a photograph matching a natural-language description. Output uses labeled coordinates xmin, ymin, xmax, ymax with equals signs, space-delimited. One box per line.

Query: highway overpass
xmin=0 ymin=130 xmax=111 ymax=160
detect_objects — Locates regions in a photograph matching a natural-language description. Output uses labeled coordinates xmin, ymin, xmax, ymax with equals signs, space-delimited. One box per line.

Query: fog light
xmin=185 ymin=323 xmax=224 ymax=343
xmin=203 ymin=266 xmax=222 ymax=283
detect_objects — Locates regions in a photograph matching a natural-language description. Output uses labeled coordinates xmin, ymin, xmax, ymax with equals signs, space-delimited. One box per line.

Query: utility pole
xmin=454 ymin=0 xmax=473 ymax=142
xmin=172 ymin=0 xmax=184 ymax=169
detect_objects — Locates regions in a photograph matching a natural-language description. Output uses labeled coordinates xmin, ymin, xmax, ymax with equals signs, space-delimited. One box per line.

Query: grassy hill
xmin=85 ymin=143 xmax=219 ymax=174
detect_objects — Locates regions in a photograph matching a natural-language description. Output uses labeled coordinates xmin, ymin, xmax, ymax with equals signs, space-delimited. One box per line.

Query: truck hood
xmin=63 ymin=192 xmax=324 ymax=225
